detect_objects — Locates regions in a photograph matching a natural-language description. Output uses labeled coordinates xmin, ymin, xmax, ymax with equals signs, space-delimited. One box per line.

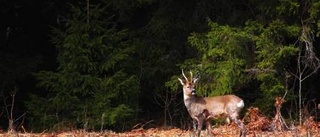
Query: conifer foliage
xmin=26 ymin=4 xmax=139 ymax=131
xmin=185 ymin=19 xmax=299 ymax=112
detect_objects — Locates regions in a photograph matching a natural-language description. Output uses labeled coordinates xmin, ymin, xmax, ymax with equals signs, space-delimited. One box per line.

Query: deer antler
xmin=193 ymin=72 xmax=199 ymax=83
xmin=182 ymin=69 xmax=188 ymax=82
xmin=190 ymin=71 xmax=193 ymax=83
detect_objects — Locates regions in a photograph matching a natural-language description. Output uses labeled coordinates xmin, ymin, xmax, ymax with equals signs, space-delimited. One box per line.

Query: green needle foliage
xmin=188 ymin=21 xmax=249 ymax=96
xmin=165 ymin=0 xmax=320 ymax=123
xmin=177 ymin=18 xmax=299 ymax=113
xmin=26 ymin=4 xmax=139 ymax=131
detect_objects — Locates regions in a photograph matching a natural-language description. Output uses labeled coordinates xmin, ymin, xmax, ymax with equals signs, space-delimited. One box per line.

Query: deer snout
xmin=191 ymin=89 xmax=196 ymax=95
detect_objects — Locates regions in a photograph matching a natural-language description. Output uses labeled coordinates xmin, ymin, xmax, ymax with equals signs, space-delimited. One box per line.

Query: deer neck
xmin=184 ymin=94 xmax=197 ymax=110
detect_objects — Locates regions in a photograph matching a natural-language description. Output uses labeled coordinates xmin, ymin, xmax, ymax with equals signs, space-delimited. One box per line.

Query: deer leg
xmin=205 ymin=120 xmax=212 ymax=136
xmin=229 ymin=116 xmax=246 ymax=137
xmin=196 ymin=117 xmax=204 ymax=137
xmin=192 ymin=119 xmax=198 ymax=136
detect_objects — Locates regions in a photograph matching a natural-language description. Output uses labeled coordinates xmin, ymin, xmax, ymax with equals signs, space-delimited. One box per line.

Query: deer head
xmin=178 ymin=70 xmax=199 ymax=96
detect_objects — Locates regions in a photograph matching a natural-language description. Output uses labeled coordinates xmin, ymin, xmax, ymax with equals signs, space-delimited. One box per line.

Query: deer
xmin=178 ymin=70 xmax=246 ymax=137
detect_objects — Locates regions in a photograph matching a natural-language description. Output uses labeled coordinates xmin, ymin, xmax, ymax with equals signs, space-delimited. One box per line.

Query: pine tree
xmin=26 ymin=4 xmax=139 ymax=131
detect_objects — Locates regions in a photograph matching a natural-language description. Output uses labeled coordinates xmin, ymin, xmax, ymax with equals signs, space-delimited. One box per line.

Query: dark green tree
xmin=169 ymin=0 xmax=302 ymax=115
xmin=26 ymin=3 xmax=139 ymax=131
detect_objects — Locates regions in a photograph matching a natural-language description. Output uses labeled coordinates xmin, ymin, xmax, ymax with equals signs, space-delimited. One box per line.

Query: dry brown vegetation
xmin=1 ymin=97 xmax=320 ymax=137
xmin=0 ymin=125 xmax=319 ymax=137
xmin=1 ymin=115 xmax=319 ymax=137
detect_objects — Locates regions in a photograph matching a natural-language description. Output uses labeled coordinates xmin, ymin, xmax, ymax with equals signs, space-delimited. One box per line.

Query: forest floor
xmin=1 ymin=101 xmax=319 ymax=137
xmin=0 ymin=124 xmax=319 ymax=137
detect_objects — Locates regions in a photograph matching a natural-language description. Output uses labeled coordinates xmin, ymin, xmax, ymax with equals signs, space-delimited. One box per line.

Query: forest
xmin=1 ymin=0 xmax=320 ymax=136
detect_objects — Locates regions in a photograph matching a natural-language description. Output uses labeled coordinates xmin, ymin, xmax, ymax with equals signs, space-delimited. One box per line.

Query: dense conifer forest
xmin=1 ymin=0 xmax=320 ymax=135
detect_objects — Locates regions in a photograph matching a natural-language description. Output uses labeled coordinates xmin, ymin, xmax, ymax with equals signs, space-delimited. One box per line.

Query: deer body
xmin=186 ymin=95 xmax=244 ymax=120
xmin=178 ymin=70 xmax=246 ymax=137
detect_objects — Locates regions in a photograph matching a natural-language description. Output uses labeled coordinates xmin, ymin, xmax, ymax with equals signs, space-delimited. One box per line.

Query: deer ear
xmin=193 ymin=77 xmax=199 ymax=84
xmin=178 ymin=78 xmax=184 ymax=85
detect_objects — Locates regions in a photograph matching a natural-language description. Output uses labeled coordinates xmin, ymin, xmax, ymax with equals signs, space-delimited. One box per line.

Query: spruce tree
xmin=182 ymin=19 xmax=299 ymax=113
xmin=26 ymin=4 xmax=139 ymax=131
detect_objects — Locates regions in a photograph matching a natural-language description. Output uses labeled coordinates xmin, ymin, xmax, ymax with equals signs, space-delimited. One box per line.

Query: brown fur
xmin=178 ymin=71 xmax=246 ymax=137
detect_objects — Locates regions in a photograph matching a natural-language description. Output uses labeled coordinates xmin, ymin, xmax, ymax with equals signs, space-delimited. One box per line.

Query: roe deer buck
xmin=178 ymin=70 xmax=246 ymax=137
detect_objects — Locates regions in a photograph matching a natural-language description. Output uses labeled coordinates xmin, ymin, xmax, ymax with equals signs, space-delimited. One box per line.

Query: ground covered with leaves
xmin=0 ymin=125 xmax=319 ymax=137
xmin=1 ymin=99 xmax=320 ymax=137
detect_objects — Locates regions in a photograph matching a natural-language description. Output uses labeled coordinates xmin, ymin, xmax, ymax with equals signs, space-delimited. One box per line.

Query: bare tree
xmin=291 ymin=25 xmax=320 ymax=125
xmin=155 ymin=89 xmax=182 ymax=128
xmin=2 ymin=87 xmax=27 ymax=133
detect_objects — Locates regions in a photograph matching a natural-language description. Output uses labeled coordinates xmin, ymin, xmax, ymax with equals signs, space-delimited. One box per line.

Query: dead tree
xmin=2 ymin=88 xmax=27 ymax=133
xmin=290 ymin=24 xmax=320 ymax=126
xmin=273 ymin=97 xmax=288 ymax=131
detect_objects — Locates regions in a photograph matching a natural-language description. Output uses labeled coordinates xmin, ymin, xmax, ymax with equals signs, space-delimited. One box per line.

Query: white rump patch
xmin=237 ymin=100 xmax=244 ymax=108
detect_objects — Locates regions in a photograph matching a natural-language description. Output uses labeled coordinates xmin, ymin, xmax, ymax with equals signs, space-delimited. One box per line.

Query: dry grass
xmin=0 ymin=125 xmax=318 ymax=137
